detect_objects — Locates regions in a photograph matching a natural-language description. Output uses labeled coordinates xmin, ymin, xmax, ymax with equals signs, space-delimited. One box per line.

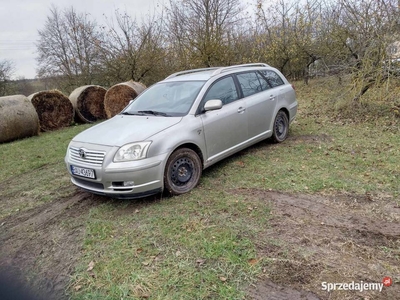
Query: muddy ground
xmin=243 ymin=190 xmax=400 ymax=300
xmin=0 ymin=189 xmax=399 ymax=299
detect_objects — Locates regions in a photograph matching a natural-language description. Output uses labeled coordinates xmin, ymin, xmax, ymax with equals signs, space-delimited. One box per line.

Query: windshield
xmin=122 ymin=81 xmax=205 ymax=117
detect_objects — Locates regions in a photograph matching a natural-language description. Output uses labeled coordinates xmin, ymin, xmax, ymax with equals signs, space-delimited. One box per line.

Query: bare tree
xmin=166 ymin=0 xmax=246 ymax=69
xmin=254 ymin=0 xmax=298 ymax=74
xmin=0 ymin=59 xmax=15 ymax=96
xmin=324 ymin=0 xmax=399 ymax=100
xmin=36 ymin=6 xmax=102 ymax=91
xmin=254 ymin=0 xmax=400 ymax=92
xmin=97 ymin=10 xmax=168 ymax=85
xmin=291 ymin=0 xmax=325 ymax=83
xmin=254 ymin=0 xmax=325 ymax=80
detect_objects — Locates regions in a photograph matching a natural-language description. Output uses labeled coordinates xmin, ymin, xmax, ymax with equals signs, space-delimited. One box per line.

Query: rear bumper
xmin=289 ymin=101 xmax=298 ymax=123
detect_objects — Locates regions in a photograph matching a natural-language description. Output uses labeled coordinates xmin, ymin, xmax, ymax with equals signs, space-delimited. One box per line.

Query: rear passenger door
xmin=259 ymin=69 xmax=291 ymax=126
xmin=235 ymin=71 xmax=277 ymax=139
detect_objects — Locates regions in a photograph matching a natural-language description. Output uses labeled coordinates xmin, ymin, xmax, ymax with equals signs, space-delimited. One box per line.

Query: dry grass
xmin=69 ymin=85 xmax=107 ymax=123
xmin=28 ymin=90 xmax=74 ymax=131
xmin=295 ymin=75 xmax=400 ymax=122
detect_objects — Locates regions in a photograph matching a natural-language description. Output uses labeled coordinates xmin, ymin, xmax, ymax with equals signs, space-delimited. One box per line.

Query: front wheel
xmin=164 ymin=148 xmax=202 ymax=196
xmin=272 ymin=110 xmax=289 ymax=143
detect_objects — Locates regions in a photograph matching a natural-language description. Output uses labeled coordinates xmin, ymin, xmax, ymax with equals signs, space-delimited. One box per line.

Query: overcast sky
xmin=0 ymin=0 xmax=161 ymax=79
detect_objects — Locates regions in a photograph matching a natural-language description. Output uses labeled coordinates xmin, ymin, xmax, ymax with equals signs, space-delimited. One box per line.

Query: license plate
xmin=71 ymin=165 xmax=96 ymax=179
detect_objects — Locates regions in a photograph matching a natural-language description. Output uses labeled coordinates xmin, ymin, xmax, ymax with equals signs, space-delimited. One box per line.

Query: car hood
xmin=72 ymin=115 xmax=183 ymax=146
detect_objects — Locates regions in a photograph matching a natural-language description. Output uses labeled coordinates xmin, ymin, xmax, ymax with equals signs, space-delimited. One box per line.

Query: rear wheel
xmin=164 ymin=148 xmax=202 ymax=196
xmin=272 ymin=110 xmax=289 ymax=143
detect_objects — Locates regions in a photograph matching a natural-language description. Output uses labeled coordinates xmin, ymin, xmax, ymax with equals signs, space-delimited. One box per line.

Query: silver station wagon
xmin=65 ymin=63 xmax=297 ymax=198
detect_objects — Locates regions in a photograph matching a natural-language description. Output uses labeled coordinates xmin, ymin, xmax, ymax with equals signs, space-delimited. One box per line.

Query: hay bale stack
xmin=69 ymin=85 xmax=107 ymax=123
xmin=28 ymin=90 xmax=74 ymax=132
xmin=104 ymin=80 xmax=146 ymax=118
xmin=0 ymin=95 xmax=40 ymax=143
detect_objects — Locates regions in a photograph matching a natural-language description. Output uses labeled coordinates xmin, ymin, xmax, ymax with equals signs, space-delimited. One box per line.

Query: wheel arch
xmin=172 ymin=143 xmax=205 ymax=169
xmin=278 ymin=106 xmax=290 ymax=120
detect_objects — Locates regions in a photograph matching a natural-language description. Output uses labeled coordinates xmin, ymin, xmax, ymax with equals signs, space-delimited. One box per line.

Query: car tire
xmin=272 ymin=110 xmax=289 ymax=143
xmin=164 ymin=148 xmax=202 ymax=196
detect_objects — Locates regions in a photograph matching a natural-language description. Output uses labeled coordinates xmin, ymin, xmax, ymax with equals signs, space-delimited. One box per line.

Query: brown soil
xmin=1 ymin=188 xmax=398 ymax=299
xmin=0 ymin=191 xmax=107 ymax=299
xmin=235 ymin=189 xmax=400 ymax=300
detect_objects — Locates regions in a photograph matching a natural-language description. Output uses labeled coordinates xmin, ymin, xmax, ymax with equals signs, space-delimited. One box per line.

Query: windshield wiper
xmin=137 ymin=110 xmax=170 ymax=117
xmin=121 ymin=111 xmax=143 ymax=116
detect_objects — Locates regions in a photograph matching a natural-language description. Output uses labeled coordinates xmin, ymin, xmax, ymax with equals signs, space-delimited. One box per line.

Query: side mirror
xmin=204 ymin=99 xmax=223 ymax=111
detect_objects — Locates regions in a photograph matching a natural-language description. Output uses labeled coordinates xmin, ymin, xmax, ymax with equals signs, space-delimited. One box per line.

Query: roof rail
xmin=211 ymin=63 xmax=269 ymax=76
xmin=165 ymin=67 xmax=220 ymax=79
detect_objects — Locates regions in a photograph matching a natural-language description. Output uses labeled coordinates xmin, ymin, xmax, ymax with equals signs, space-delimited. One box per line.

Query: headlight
xmin=114 ymin=142 xmax=151 ymax=162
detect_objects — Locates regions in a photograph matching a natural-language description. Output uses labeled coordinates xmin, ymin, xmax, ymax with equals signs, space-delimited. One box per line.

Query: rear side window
xmin=260 ymin=70 xmax=285 ymax=87
xmin=203 ymin=76 xmax=239 ymax=105
xmin=236 ymin=72 xmax=263 ymax=97
xmin=256 ymin=72 xmax=271 ymax=91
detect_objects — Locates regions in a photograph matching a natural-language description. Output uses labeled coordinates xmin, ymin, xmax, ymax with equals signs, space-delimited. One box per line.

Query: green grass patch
xmin=0 ymin=124 xmax=93 ymax=218
xmin=71 ymin=191 xmax=265 ymax=299
xmin=214 ymin=116 xmax=400 ymax=196
xmin=0 ymin=124 xmax=93 ymax=182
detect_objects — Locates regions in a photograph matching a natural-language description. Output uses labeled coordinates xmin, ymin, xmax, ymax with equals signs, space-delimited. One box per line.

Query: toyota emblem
xmin=79 ymin=149 xmax=86 ymax=159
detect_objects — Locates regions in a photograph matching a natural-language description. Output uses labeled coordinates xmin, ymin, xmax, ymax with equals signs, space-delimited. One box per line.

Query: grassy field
xmin=1 ymin=78 xmax=399 ymax=299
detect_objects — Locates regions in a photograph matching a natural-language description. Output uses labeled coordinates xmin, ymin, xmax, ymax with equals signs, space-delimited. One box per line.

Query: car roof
xmin=163 ymin=63 xmax=271 ymax=82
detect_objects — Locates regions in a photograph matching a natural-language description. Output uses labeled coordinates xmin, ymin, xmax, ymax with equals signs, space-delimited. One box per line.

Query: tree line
xmin=1 ymin=0 xmax=399 ymax=102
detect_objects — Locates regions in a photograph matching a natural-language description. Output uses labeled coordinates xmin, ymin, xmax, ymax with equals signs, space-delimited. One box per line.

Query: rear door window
xmin=256 ymin=72 xmax=271 ymax=91
xmin=260 ymin=70 xmax=285 ymax=88
xmin=236 ymin=72 xmax=263 ymax=97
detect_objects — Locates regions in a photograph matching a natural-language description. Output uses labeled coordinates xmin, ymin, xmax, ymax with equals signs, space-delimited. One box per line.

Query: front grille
xmin=69 ymin=147 xmax=105 ymax=166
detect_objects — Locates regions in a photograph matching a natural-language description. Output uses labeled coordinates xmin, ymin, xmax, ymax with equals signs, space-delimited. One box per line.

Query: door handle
xmin=270 ymin=95 xmax=275 ymax=101
xmin=237 ymin=107 xmax=246 ymax=113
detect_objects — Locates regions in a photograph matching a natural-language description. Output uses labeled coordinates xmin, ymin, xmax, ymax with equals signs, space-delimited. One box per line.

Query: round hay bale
xmin=0 ymin=95 xmax=40 ymax=143
xmin=104 ymin=80 xmax=146 ymax=118
xmin=28 ymin=90 xmax=74 ymax=132
xmin=69 ymin=85 xmax=107 ymax=123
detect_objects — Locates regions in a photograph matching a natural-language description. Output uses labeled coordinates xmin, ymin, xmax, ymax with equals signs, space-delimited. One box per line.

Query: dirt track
xmin=0 ymin=191 xmax=105 ymax=299
xmin=0 ymin=190 xmax=399 ymax=299
xmin=241 ymin=190 xmax=400 ymax=300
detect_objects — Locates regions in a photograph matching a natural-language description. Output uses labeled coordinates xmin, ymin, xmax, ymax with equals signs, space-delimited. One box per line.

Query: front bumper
xmin=65 ymin=144 xmax=168 ymax=199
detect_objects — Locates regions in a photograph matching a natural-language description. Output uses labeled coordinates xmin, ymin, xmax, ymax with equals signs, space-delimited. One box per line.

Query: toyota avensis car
xmin=65 ymin=63 xmax=297 ymax=198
